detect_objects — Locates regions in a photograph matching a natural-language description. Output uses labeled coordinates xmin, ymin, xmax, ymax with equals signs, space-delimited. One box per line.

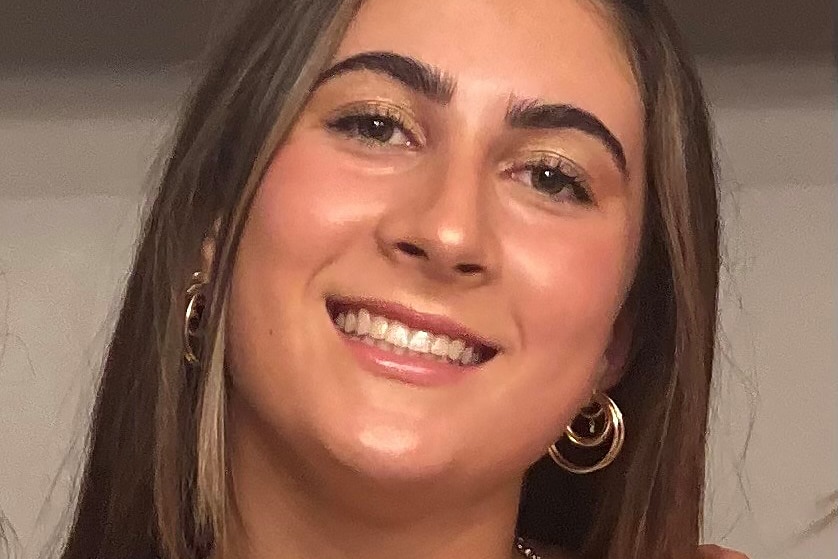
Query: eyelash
xmin=325 ymin=106 xmax=593 ymax=206
xmin=325 ymin=105 xmax=421 ymax=149
xmin=506 ymin=154 xmax=594 ymax=206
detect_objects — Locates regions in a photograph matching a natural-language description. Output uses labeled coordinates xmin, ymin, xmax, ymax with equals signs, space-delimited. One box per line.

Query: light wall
xmin=0 ymin=59 xmax=835 ymax=558
xmin=0 ymin=70 xmax=185 ymax=557
xmin=698 ymin=59 xmax=836 ymax=559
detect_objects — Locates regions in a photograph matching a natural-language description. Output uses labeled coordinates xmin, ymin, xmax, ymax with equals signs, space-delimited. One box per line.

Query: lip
xmin=339 ymin=334 xmax=480 ymax=386
xmin=325 ymin=295 xmax=502 ymax=386
xmin=325 ymin=296 xmax=501 ymax=355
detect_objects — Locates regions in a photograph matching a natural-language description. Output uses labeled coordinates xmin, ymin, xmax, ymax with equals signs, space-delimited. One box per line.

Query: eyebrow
xmin=506 ymin=99 xmax=629 ymax=178
xmin=312 ymin=51 xmax=455 ymax=104
xmin=313 ymin=51 xmax=628 ymax=178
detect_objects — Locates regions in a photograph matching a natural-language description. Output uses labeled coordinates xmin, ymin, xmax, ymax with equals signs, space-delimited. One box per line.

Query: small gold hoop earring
xmin=184 ymin=271 xmax=209 ymax=365
xmin=547 ymin=392 xmax=625 ymax=474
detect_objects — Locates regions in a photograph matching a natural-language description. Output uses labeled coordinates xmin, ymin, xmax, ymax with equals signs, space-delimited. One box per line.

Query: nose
xmin=374 ymin=158 xmax=500 ymax=285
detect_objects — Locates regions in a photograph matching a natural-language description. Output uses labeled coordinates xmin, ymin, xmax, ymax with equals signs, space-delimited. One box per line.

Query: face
xmin=226 ymin=0 xmax=645 ymax=489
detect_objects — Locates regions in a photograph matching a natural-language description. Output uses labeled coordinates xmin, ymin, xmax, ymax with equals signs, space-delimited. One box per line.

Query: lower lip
xmin=337 ymin=331 xmax=480 ymax=386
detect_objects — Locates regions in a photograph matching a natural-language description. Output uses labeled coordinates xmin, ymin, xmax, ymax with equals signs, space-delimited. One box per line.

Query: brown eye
xmin=346 ymin=115 xmax=396 ymax=143
xmin=527 ymin=164 xmax=592 ymax=204
xmin=507 ymin=154 xmax=594 ymax=206
xmin=327 ymin=112 xmax=417 ymax=148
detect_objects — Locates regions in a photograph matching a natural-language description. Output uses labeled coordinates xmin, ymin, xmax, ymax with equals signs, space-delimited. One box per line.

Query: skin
xmin=220 ymin=0 xmax=745 ymax=558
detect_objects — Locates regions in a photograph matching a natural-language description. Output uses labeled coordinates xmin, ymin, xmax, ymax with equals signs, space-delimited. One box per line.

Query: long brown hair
xmin=57 ymin=1 xmax=718 ymax=559
xmin=518 ymin=2 xmax=718 ymax=558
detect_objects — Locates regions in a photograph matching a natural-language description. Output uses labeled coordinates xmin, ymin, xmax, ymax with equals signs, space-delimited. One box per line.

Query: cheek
xmin=246 ymin=132 xmax=381 ymax=270
xmin=505 ymin=213 xmax=639 ymax=362
xmin=491 ymin=214 xmax=640 ymax=455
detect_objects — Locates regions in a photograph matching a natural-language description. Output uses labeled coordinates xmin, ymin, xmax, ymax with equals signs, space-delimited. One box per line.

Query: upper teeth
xmin=334 ymin=308 xmax=480 ymax=365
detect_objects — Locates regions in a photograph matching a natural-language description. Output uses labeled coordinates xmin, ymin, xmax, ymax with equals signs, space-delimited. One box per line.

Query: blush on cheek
xmin=507 ymin=225 xmax=634 ymax=352
xmin=248 ymin=136 xmax=380 ymax=267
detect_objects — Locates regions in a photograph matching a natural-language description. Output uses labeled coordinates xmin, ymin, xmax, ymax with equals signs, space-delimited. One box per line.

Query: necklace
xmin=514 ymin=537 xmax=542 ymax=559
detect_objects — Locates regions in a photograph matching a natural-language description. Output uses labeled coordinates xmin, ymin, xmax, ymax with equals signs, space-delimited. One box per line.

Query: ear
xmin=200 ymin=219 xmax=221 ymax=276
xmin=598 ymin=306 xmax=634 ymax=391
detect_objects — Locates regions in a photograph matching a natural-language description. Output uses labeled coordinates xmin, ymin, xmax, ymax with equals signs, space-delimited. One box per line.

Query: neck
xmin=222 ymin=400 xmax=525 ymax=559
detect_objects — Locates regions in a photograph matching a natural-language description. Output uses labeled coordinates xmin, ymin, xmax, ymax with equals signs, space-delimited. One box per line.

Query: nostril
xmin=455 ymin=263 xmax=483 ymax=275
xmin=395 ymin=241 xmax=427 ymax=258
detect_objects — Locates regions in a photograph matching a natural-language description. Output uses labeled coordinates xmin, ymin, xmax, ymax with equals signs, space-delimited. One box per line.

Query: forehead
xmin=335 ymin=0 xmax=644 ymax=172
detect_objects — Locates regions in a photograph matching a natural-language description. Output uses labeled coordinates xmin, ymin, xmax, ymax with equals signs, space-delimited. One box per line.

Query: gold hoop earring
xmin=547 ymin=392 xmax=625 ymax=474
xmin=184 ymin=271 xmax=209 ymax=365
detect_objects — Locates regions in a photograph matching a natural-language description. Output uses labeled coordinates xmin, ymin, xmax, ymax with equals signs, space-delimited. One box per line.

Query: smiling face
xmin=226 ymin=0 xmax=645 ymax=490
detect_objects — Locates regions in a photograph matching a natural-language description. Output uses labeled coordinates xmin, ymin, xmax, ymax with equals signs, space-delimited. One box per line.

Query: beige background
xmin=1 ymin=2 xmax=836 ymax=558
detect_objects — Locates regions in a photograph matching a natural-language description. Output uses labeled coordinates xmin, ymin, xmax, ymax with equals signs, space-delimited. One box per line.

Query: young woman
xmin=56 ymin=0 xmax=747 ymax=558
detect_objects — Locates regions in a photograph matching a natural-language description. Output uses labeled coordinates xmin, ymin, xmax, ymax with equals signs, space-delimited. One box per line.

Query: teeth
xmin=430 ymin=335 xmax=449 ymax=357
xmin=370 ymin=315 xmax=389 ymax=340
xmin=460 ymin=346 xmax=474 ymax=365
xmin=448 ymin=339 xmax=465 ymax=361
xmin=408 ymin=330 xmax=431 ymax=353
xmin=332 ymin=306 xmax=485 ymax=366
xmin=356 ymin=309 xmax=371 ymax=336
xmin=344 ymin=311 xmax=357 ymax=334
xmin=384 ymin=322 xmax=410 ymax=348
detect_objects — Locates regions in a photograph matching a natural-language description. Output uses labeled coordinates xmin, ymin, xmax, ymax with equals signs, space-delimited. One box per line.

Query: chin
xmin=319 ymin=415 xmax=463 ymax=484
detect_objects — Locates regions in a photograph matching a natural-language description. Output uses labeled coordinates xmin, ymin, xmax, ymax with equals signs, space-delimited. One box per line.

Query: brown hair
xmin=518 ymin=2 xmax=719 ymax=558
xmin=57 ymin=1 xmax=718 ymax=559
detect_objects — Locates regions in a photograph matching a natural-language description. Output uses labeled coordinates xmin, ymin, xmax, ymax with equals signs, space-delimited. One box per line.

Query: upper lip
xmin=325 ymin=295 xmax=502 ymax=357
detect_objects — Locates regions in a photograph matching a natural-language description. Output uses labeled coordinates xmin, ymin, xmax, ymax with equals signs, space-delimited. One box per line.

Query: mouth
xmin=325 ymin=296 xmax=500 ymax=368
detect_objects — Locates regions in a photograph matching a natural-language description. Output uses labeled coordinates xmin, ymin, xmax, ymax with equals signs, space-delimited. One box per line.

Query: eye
xmin=507 ymin=154 xmax=593 ymax=205
xmin=325 ymin=106 xmax=420 ymax=149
